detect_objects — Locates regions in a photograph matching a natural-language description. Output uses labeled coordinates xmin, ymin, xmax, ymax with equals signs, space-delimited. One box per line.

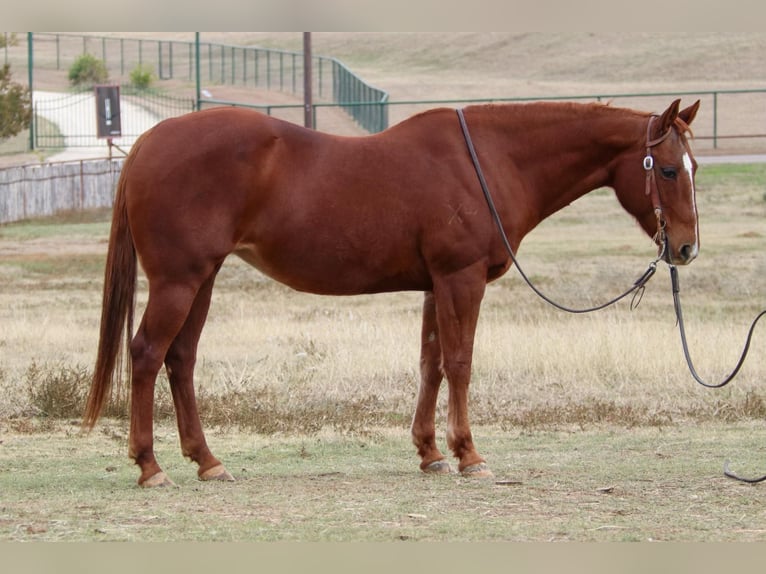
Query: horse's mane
xmin=463 ymin=100 xmax=647 ymax=122
xmin=395 ymin=101 xmax=693 ymax=142
xmin=463 ymin=101 xmax=694 ymax=138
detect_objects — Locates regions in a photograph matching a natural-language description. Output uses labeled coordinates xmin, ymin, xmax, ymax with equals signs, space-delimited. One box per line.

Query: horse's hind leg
xmin=164 ymin=267 xmax=234 ymax=482
xmin=129 ymin=279 xmax=206 ymax=487
xmin=411 ymin=292 xmax=451 ymax=474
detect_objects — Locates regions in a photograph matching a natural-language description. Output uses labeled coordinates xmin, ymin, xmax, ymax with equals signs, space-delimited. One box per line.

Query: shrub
xmin=129 ymin=64 xmax=155 ymax=90
xmin=68 ymin=53 xmax=108 ymax=88
xmin=24 ymin=361 xmax=89 ymax=419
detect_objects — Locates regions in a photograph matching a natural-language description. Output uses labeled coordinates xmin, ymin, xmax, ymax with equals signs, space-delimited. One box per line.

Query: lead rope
xmin=669 ymin=265 xmax=766 ymax=483
xmin=456 ymin=108 xmax=660 ymax=314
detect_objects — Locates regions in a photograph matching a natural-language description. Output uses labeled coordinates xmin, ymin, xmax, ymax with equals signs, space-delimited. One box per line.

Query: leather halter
xmin=644 ymin=115 xmax=673 ymax=258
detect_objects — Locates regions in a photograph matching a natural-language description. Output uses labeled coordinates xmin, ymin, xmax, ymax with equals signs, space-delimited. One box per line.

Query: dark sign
xmin=95 ymin=85 xmax=122 ymax=139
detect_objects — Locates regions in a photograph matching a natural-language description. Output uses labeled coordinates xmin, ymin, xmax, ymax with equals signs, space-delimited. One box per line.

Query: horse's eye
xmin=660 ymin=167 xmax=678 ymax=180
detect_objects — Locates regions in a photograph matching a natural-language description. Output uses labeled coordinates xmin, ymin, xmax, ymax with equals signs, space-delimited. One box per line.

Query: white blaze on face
xmin=682 ymin=152 xmax=699 ymax=257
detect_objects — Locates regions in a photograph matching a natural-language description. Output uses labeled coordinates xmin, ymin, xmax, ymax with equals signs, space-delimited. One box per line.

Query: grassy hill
xmin=150 ymin=32 xmax=766 ymax=100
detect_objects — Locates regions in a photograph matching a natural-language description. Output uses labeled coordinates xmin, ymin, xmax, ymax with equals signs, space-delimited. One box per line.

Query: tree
xmin=0 ymin=64 xmax=32 ymax=141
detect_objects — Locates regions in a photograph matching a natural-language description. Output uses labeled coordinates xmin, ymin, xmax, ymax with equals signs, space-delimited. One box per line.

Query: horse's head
xmin=613 ymin=99 xmax=701 ymax=265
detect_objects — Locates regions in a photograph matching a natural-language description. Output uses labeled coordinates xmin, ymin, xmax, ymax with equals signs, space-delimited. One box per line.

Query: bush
xmin=24 ymin=361 xmax=89 ymax=419
xmin=129 ymin=64 xmax=155 ymax=90
xmin=68 ymin=53 xmax=108 ymax=88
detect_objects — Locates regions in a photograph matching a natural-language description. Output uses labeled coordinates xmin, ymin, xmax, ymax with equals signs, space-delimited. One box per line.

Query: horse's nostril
xmin=680 ymin=244 xmax=695 ymax=262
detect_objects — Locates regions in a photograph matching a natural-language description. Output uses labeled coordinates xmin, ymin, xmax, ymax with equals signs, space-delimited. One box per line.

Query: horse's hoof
xmin=199 ymin=464 xmax=235 ymax=482
xmin=140 ymin=471 xmax=178 ymax=488
xmin=460 ymin=463 xmax=494 ymax=478
xmin=422 ymin=460 xmax=454 ymax=474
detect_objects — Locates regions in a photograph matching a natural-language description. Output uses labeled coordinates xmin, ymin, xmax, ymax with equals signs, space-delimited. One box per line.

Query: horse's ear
xmin=679 ymin=100 xmax=701 ymax=126
xmin=656 ymin=99 xmax=681 ymax=136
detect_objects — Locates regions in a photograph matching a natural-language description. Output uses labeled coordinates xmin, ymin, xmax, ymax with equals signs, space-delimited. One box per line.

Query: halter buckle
xmin=643 ymin=155 xmax=654 ymax=171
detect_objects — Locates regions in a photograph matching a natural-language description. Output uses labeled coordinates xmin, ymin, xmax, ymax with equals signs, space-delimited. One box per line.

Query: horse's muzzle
xmin=666 ymin=242 xmax=698 ymax=265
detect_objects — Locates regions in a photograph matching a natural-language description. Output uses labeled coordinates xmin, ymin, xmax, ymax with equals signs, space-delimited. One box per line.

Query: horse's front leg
xmin=411 ymin=292 xmax=451 ymax=474
xmin=432 ymin=267 xmax=493 ymax=477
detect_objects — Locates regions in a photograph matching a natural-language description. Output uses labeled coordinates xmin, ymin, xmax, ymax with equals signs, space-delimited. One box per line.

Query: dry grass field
xmin=2 ymin=33 xmax=766 ymax=542
xmin=2 ymin=163 xmax=765 ymax=430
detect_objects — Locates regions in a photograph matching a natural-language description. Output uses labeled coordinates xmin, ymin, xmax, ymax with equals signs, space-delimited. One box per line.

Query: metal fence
xmin=0 ymin=158 xmax=122 ymax=224
xmin=1 ymin=33 xmax=764 ymax=154
xmin=196 ymin=88 xmax=766 ymax=151
xmin=383 ymin=90 xmax=766 ymax=152
xmin=28 ymin=87 xmax=766 ymax=151
xmin=19 ymin=33 xmax=389 ymax=135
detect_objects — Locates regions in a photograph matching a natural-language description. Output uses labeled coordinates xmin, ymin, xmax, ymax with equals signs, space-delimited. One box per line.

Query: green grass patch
xmin=0 ymin=252 xmax=105 ymax=280
xmin=0 ymin=208 xmax=111 ymax=240
xmin=3 ymin=423 xmax=766 ymax=541
xmin=697 ymin=162 xmax=766 ymax=188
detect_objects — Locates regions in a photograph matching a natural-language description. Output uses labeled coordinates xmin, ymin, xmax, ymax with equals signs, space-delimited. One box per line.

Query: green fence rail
xmin=378 ymin=89 xmax=766 ymax=149
xmin=199 ymin=88 xmax=766 ymax=150
xmin=20 ymin=87 xmax=766 ymax=153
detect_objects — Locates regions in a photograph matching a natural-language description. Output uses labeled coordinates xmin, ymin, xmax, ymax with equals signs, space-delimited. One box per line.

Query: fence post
xmin=231 ymin=46 xmax=235 ymax=85
xmin=713 ymin=92 xmax=718 ymax=149
xmin=208 ymin=44 xmax=213 ymax=83
xmin=195 ymin=33 xmax=201 ymax=111
xmin=253 ymin=50 xmax=261 ymax=88
xmin=27 ymin=33 xmax=34 ymax=151
xmin=220 ymin=45 xmax=225 ymax=84
xmin=303 ymin=33 xmax=313 ymax=129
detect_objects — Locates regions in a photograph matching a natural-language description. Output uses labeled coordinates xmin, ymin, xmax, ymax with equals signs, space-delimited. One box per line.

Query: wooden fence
xmin=0 ymin=158 xmax=122 ymax=224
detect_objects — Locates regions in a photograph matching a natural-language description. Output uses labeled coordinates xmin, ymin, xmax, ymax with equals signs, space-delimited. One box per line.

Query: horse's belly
xmin=232 ymin=242 xmax=429 ymax=296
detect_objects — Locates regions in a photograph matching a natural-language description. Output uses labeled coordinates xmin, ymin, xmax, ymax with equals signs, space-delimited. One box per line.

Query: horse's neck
xmin=478 ymin=105 xmax=644 ymax=224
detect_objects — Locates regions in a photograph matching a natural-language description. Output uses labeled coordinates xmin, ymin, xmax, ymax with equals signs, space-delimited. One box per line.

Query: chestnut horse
xmin=84 ymin=99 xmax=700 ymax=487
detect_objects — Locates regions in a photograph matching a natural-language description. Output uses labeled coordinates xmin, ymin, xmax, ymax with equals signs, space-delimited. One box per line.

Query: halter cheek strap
xmin=644 ymin=115 xmax=672 ymax=256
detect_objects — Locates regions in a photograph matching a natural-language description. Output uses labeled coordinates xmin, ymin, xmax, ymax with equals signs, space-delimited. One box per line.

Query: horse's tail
xmin=83 ymin=145 xmax=141 ymax=429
